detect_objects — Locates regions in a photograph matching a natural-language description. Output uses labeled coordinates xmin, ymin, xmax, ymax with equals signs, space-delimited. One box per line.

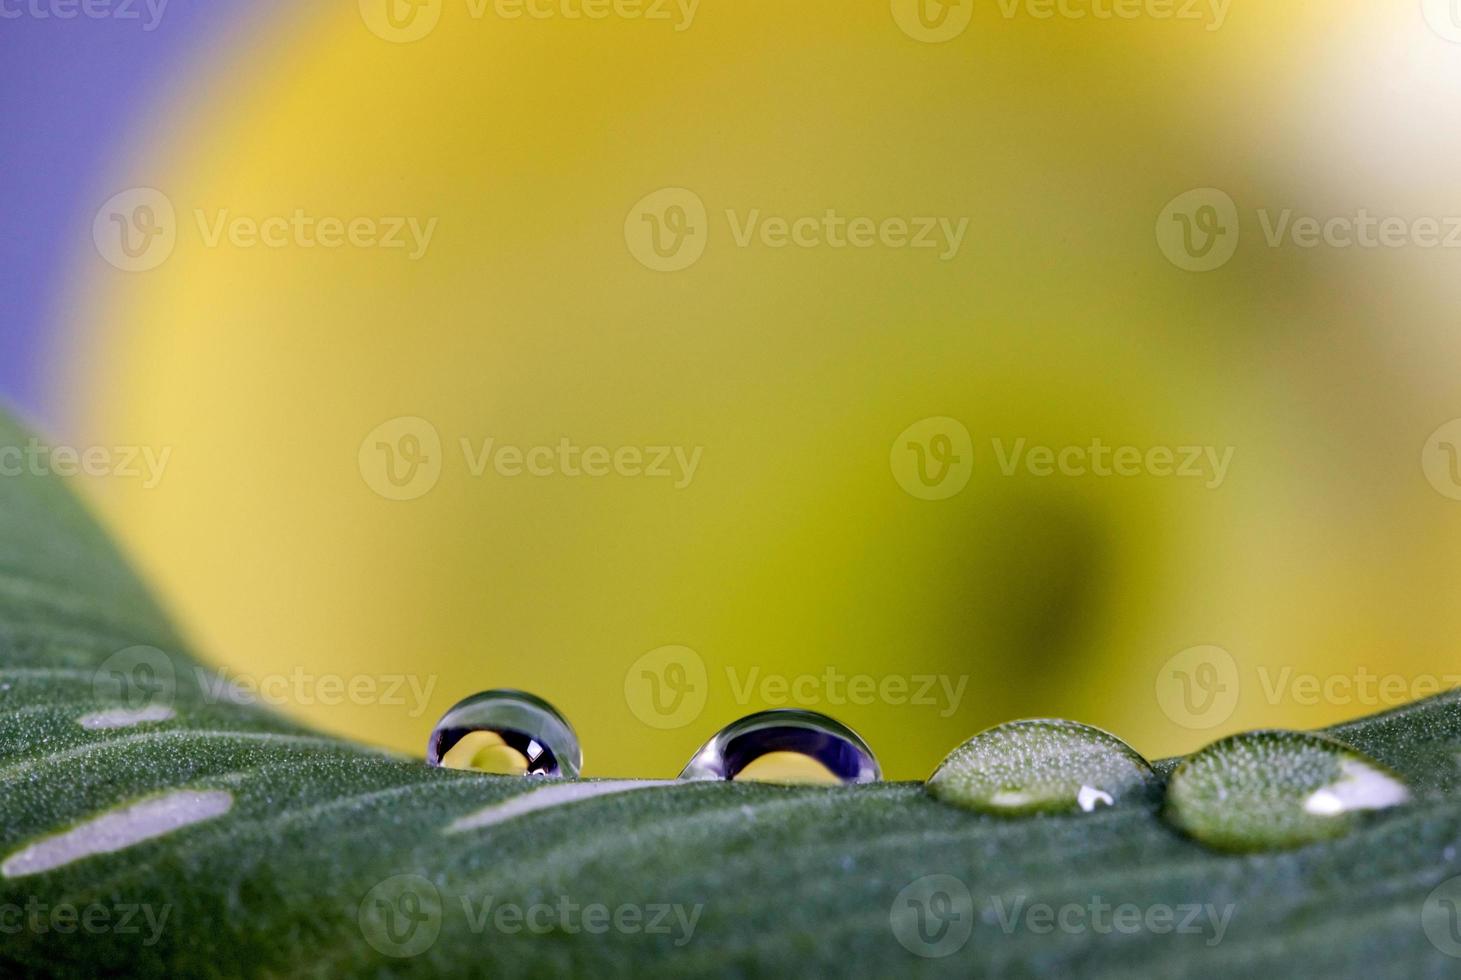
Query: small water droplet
xmin=427 ymin=690 xmax=581 ymax=778
xmin=926 ymin=719 xmax=1158 ymax=816
xmin=679 ymin=709 xmax=880 ymax=784
xmin=1163 ymin=730 xmax=1411 ymax=852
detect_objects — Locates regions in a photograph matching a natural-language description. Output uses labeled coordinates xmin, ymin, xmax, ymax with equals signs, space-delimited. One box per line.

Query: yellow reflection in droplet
xmin=441 ymin=731 xmax=529 ymax=775
xmin=733 ymin=751 xmax=841 ymax=785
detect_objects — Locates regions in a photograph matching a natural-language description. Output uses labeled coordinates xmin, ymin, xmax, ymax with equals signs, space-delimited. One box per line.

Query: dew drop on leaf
xmin=925 ymin=719 xmax=1158 ymax=816
xmin=1163 ymin=730 xmax=1412 ymax=852
xmin=679 ymin=709 xmax=880 ymax=784
xmin=427 ymin=689 xmax=581 ymax=778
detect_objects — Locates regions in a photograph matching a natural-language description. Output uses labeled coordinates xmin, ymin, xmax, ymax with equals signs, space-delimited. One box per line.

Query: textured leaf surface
xmin=2 ymin=413 xmax=1460 ymax=979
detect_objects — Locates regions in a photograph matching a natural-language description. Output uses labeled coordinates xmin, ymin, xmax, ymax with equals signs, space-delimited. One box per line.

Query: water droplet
xmin=679 ymin=709 xmax=880 ymax=784
xmin=926 ymin=719 xmax=1157 ymax=816
xmin=1163 ymin=730 xmax=1411 ymax=852
xmin=427 ymin=690 xmax=581 ymax=778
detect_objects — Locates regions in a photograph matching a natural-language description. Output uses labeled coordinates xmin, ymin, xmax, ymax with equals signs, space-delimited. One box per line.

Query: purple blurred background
xmin=0 ymin=1 xmax=254 ymax=430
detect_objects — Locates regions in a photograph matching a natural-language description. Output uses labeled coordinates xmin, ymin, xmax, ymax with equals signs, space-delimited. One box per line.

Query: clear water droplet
xmin=926 ymin=719 xmax=1158 ymax=816
xmin=427 ymin=690 xmax=581 ymax=778
xmin=679 ymin=709 xmax=880 ymax=784
xmin=1163 ymin=730 xmax=1412 ymax=852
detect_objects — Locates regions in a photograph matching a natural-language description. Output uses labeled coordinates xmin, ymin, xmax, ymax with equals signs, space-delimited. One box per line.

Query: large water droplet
xmin=427 ymin=690 xmax=581 ymax=778
xmin=926 ymin=719 xmax=1158 ymax=816
xmin=1163 ymin=730 xmax=1412 ymax=852
xmin=679 ymin=709 xmax=880 ymax=784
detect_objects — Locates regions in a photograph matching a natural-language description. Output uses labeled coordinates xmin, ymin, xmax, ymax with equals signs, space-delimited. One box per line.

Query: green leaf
xmin=2 ymin=411 xmax=1460 ymax=978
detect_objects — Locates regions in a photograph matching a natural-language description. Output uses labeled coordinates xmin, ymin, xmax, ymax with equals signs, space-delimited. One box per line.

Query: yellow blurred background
xmin=51 ymin=0 xmax=1461 ymax=777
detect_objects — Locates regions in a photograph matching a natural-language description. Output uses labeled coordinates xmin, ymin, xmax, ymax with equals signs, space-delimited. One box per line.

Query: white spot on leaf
xmin=446 ymin=780 xmax=671 ymax=834
xmin=2 ymin=790 xmax=234 ymax=878
xmin=78 ymin=706 xmax=176 ymax=730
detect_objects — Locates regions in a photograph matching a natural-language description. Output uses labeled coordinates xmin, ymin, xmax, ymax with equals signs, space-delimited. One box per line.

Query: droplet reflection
xmin=679 ymin=709 xmax=880 ymax=785
xmin=427 ymin=689 xmax=581 ymax=778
